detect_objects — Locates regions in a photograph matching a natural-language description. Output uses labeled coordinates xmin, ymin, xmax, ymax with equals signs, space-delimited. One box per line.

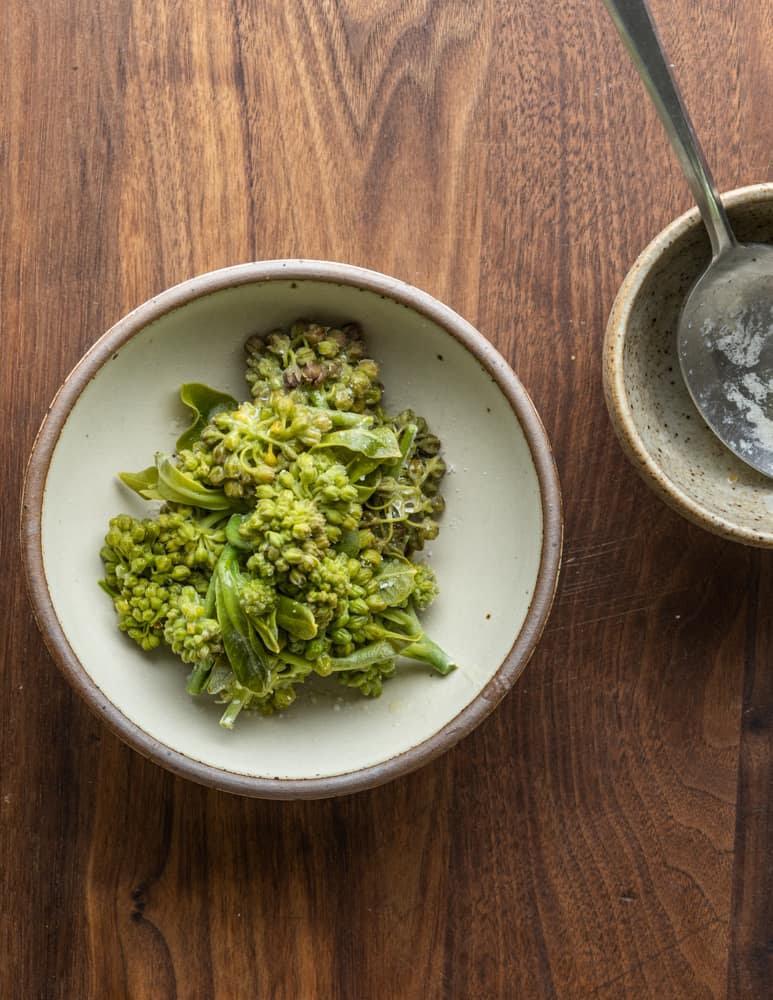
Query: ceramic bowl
xmin=604 ymin=184 xmax=773 ymax=547
xmin=22 ymin=260 xmax=562 ymax=798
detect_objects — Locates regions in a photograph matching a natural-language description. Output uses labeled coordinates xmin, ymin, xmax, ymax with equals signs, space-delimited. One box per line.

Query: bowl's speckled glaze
xmin=604 ymin=184 xmax=773 ymax=547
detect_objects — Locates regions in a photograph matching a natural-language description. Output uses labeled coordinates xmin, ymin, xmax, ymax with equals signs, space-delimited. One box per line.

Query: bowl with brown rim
xmin=22 ymin=260 xmax=562 ymax=798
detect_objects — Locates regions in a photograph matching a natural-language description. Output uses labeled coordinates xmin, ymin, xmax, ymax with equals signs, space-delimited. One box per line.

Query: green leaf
xmin=338 ymin=529 xmax=361 ymax=557
xmin=156 ymin=454 xmax=231 ymax=507
xmin=225 ymin=513 xmax=253 ymax=550
xmin=346 ymin=455 xmax=381 ymax=481
xmin=119 ymin=455 xmax=233 ymax=509
xmin=206 ymin=664 xmax=234 ymax=695
xmin=328 ymin=640 xmax=398 ymax=672
xmin=276 ymin=595 xmax=317 ymax=640
xmin=374 ymin=558 xmax=416 ymax=607
xmin=251 ymin=608 xmax=280 ymax=653
xmin=176 ymin=383 xmax=238 ymax=451
xmin=156 ymin=455 xmax=233 ymax=509
xmin=385 ymin=422 xmax=418 ymax=479
xmin=345 ymin=457 xmax=383 ymax=502
xmin=118 ymin=466 xmax=163 ymax=500
xmin=203 ymin=571 xmax=217 ymax=618
xmin=317 ymin=425 xmax=401 ymax=460
xmin=214 ymin=547 xmax=273 ymax=694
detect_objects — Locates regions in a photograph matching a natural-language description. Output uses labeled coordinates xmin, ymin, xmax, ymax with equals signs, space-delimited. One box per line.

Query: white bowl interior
xmin=42 ymin=278 xmax=544 ymax=780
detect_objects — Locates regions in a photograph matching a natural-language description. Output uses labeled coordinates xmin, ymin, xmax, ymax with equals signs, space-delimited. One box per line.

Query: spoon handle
xmin=602 ymin=0 xmax=736 ymax=257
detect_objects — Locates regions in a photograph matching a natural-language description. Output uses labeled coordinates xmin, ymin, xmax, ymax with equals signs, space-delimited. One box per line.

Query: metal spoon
xmin=604 ymin=0 xmax=773 ymax=477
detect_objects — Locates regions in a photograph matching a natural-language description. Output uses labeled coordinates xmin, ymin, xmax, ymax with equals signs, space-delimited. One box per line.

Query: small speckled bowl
xmin=22 ymin=260 xmax=562 ymax=799
xmin=604 ymin=184 xmax=773 ymax=547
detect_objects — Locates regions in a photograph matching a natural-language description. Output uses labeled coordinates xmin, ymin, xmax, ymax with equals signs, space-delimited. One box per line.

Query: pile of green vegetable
xmin=99 ymin=320 xmax=454 ymax=728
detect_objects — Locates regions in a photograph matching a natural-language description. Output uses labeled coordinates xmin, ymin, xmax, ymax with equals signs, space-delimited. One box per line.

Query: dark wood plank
xmin=3 ymin=1 xmax=772 ymax=998
xmin=727 ymin=552 xmax=773 ymax=998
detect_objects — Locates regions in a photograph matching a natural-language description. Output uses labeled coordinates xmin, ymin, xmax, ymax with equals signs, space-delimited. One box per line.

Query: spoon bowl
xmin=679 ymin=243 xmax=773 ymax=475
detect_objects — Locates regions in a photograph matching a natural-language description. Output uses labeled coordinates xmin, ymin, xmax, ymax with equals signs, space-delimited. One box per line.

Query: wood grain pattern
xmin=2 ymin=1 xmax=771 ymax=997
xmin=728 ymin=553 xmax=773 ymax=997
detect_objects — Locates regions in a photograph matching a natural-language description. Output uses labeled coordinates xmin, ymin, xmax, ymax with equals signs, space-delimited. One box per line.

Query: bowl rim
xmin=21 ymin=259 xmax=563 ymax=799
xmin=603 ymin=183 xmax=773 ymax=548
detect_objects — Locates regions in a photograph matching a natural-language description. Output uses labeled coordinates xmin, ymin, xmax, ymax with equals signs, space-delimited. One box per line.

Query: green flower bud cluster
xmin=391 ymin=409 xmax=443 ymax=455
xmin=245 ymin=321 xmax=382 ymax=412
xmin=113 ymin=578 xmax=175 ymax=651
xmin=304 ymin=551 xmax=361 ymax=628
xmin=101 ymin=509 xmax=226 ymax=586
xmin=390 ymin=410 xmax=447 ymax=501
xmin=208 ymin=658 xmax=314 ymax=721
xmin=286 ymin=455 xmax=362 ymax=546
xmin=359 ymin=409 xmax=448 ymax=556
xmin=294 ymin=452 xmax=358 ymax=504
xmin=177 ymin=401 xmax=277 ymax=498
xmin=154 ymin=506 xmax=229 ymax=573
xmin=336 ymin=659 xmax=396 ymax=698
xmin=163 ymin=586 xmax=222 ymax=665
xmin=239 ymin=486 xmax=330 ymax=583
xmin=406 ymin=454 xmax=447 ymax=499
xmin=412 ymin=562 xmax=440 ymax=610
xmin=100 ymin=508 xmax=230 ymax=651
xmin=239 ymin=576 xmax=276 ymax=618
xmin=177 ymin=398 xmax=335 ymax=500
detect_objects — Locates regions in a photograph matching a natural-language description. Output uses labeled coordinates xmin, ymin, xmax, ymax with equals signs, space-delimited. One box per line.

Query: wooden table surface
xmin=3 ymin=1 xmax=772 ymax=997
